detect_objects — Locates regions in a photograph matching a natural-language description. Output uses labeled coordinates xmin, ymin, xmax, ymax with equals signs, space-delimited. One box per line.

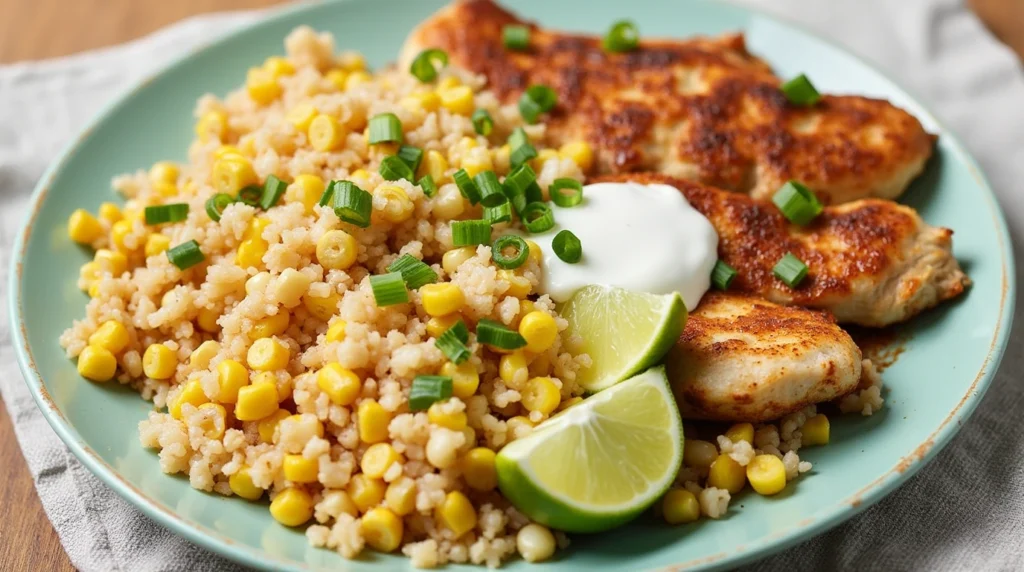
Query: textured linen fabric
xmin=0 ymin=2 xmax=1021 ymax=571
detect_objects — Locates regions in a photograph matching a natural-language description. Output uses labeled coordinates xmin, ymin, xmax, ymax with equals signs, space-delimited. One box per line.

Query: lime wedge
xmin=561 ymin=285 xmax=687 ymax=392
xmin=496 ymin=367 xmax=683 ymax=533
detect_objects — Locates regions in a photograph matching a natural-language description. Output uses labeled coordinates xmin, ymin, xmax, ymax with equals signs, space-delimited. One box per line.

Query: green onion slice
xmin=471 ymin=109 xmax=494 ymax=136
xmin=510 ymin=143 xmax=538 ymax=168
xmin=476 ymin=318 xmax=527 ymax=350
xmin=772 ymin=180 xmax=823 ymax=225
xmin=435 ymin=321 xmax=471 ymax=364
xmin=508 ymin=127 xmax=530 ymax=150
xmin=711 ymin=260 xmax=737 ymax=290
xmin=521 ymin=202 xmax=555 ymax=233
xmin=603 ymin=20 xmax=639 ymax=53
xmin=549 ymin=178 xmax=584 ymax=207
xmin=369 ymin=272 xmax=409 ymax=306
xmin=379 ymin=155 xmax=415 ymax=182
xmin=780 ymin=74 xmax=821 ymax=106
xmin=552 ymin=229 xmax=582 ymax=263
xmin=451 ymin=219 xmax=492 ymax=246
xmin=397 ymin=145 xmax=424 ymax=174
xmin=518 ymin=85 xmax=557 ymax=124
xmin=408 ymin=375 xmax=453 ymax=411
xmin=166 ymin=239 xmax=204 ymax=270
xmin=502 ymin=164 xmax=535 ymax=214
xmin=387 ymin=254 xmax=438 ymax=290
xmin=237 ymin=185 xmax=263 ymax=206
xmin=491 ymin=235 xmax=528 ymax=269
xmin=474 ymin=171 xmax=504 ymax=204
xmin=503 ymin=25 xmax=530 ymax=51
xmin=332 ymin=181 xmax=373 ymax=228
xmin=524 ymin=182 xmax=544 ymax=205
xmin=773 ymin=253 xmax=808 ymax=288
xmin=483 ymin=201 xmax=513 ymax=224
xmin=409 ymin=48 xmax=449 ymax=83
xmin=205 ymin=193 xmax=234 ymax=222
xmin=145 ymin=203 xmax=189 ymax=225
xmin=418 ymin=174 xmax=437 ymax=198
xmin=260 ymin=175 xmax=287 ymax=210
xmin=368 ymin=113 xmax=403 ymax=144
xmin=453 ymin=169 xmax=481 ymax=204
xmin=318 ymin=182 xmax=336 ymax=206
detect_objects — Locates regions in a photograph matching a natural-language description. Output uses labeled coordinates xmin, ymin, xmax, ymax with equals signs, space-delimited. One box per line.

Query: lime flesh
xmin=496 ymin=367 xmax=683 ymax=533
xmin=561 ymin=285 xmax=687 ymax=392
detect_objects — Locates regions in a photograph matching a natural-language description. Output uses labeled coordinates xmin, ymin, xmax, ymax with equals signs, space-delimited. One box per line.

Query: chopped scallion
xmin=166 ymin=239 xmax=204 ymax=270
xmin=476 ymin=318 xmax=526 ymax=350
xmin=772 ymin=180 xmax=822 ymax=225
xmin=397 ymin=145 xmax=424 ymax=174
xmin=502 ymin=164 xmax=535 ymax=214
xmin=549 ymin=178 xmax=584 ymax=207
xmin=474 ymin=171 xmax=504 ymax=204
xmin=491 ymin=235 xmax=528 ymax=269
xmin=318 ymin=182 xmax=336 ymax=206
xmin=409 ymin=48 xmax=449 ymax=83
xmin=508 ymin=127 xmax=530 ymax=150
xmin=408 ymin=375 xmax=453 ymax=410
xmin=387 ymin=254 xmax=438 ymax=290
xmin=368 ymin=113 xmax=403 ymax=144
xmin=521 ymin=202 xmax=555 ymax=233
xmin=453 ymin=169 xmax=481 ymax=204
xmin=435 ymin=321 xmax=471 ymax=364
xmin=510 ymin=142 xmax=538 ymax=168
xmin=552 ymin=229 xmax=582 ymax=263
xmin=145 ymin=203 xmax=189 ymax=225
xmin=237 ymin=185 xmax=263 ymax=206
xmin=451 ymin=219 xmax=492 ymax=246
xmin=259 ymin=175 xmax=287 ymax=210
xmin=369 ymin=272 xmax=409 ymax=306
xmin=524 ymin=181 xmax=544 ymax=205
xmin=773 ymin=252 xmax=808 ymax=287
xmin=331 ymin=181 xmax=372 ymax=228
xmin=471 ymin=109 xmax=494 ymax=136
xmin=711 ymin=260 xmax=737 ymax=290
xmin=483 ymin=200 xmax=513 ymax=224
xmin=518 ymin=85 xmax=557 ymax=124
xmin=780 ymin=74 xmax=821 ymax=106
xmin=502 ymin=25 xmax=530 ymax=51
xmin=205 ymin=193 xmax=233 ymax=222
xmin=603 ymin=20 xmax=639 ymax=53
xmin=418 ymin=174 xmax=438 ymax=198
xmin=379 ymin=155 xmax=414 ymax=182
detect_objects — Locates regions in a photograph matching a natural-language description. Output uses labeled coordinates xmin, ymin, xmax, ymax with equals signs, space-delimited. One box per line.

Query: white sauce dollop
xmin=529 ymin=182 xmax=718 ymax=311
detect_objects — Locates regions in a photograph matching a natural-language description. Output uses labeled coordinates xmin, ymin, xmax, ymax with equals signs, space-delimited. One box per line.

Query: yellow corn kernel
xmin=427 ymin=403 xmax=467 ymax=430
xmin=142 ymin=233 xmax=171 ymax=257
xmin=747 ymin=454 xmax=787 ymax=496
xmin=559 ymin=141 xmax=594 ymax=171
xmin=109 ymin=220 xmax=135 ymax=252
xmin=374 ymin=185 xmax=415 ymax=224
xmin=308 ymin=114 xmax=345 ymax=152
xmin=212 ymin=145 xmax=243 ymax=161
xmin=269 ymin=487 xmax=314 ymax=527
xmin=195 ymin=110 xmax=228 ymax=142
xmin=518 ymin=300 xmax=537 ymax=324
xmin=302 ymin=292 xmax=340 ymax=321
xmin=460 ymin=150 xmax=493 ymax=178
xmin=531 ymin=148 xmax=559 ymax=172
xmin=229 ymin=466 xmax=264 ymax=500
xmin=344 ymin=70 xmax=371 ymax=90
xmin=507 ymin=415 xmax=534 ymax=433
xmin=517 ymin=523 xmax=556 ymax=563
xmin=249 ymin=313 xmax=289 ymax=340
xmin=285 ymin=174 xmax=324 ymax=213
xmin=189 ymin=340 xmax=220 ymax=370
xmin=525 ymin=239 xmax=542 ymax=265
xmin=283 ymin=454 xmax=319 ymax=483
xmin=79 ymin=261 xmax=100 ymax=288
xmin=77 ymin=345 xmax=117 ymax=382
xmin=347 ymin=473 xmax=386 ymax=513
xmin=437 ymin=76 xmax=461 ymax=91
xmin=441 ymin=361 xmax=479 ymax=399
xmin=153 ymin=182 xmax=179 ymax=197
xmin=257 ymin=409 xmax=291 ymax=443
xmin=169 ymin=378 xmax=209 ymax=419
xmin=244 ymin=216 xmax=271 ymax=241
xmin=357 ymin=399 xmax=391 ymax=444
xmin=325 ymin=69 xmax=348 ymax=91
xmin=196 ymin=402 xmax=227 ymax=439
xmin=361 ymin=443 xmax=403 ymax=479
xmin=236 ymin=238 xmax=268 ymax=269
xmin=708 ymin=454 xmax=747 ymax=494
xmin=96 ymin=203 xmax=121 ymax=225
xmin=349 ymin=169 xmax=371 ymax=186
xmin=235 ymin=381 xmax=279 ymax=421
xmin=438 ymin=85 xmax=475 ymax=115
xmin=246 ymin=67 xmax=281 ymax=105
xmin=197 ymin=307 xmax=221 ymax=333
xmin=426 ymin=314 xmax=461 ymax=339
xmin=522 ymin=376 xmax=560 ymax=415
xmin=802 ymin=414 xmax=830 ymax=446
xmin=400 ymin=90 xmax=442 ymax=113
xmin=316 ymin=363 xmax=362 ymax=406
xmin=683 ymin=439 xmax=718 ymax=468
xmin=88 ymin=320 xmax=129 ymax=354
xmin=361 ymin=507 xmax=403 ymax=553
xmin=384 ymin=477 xmax=417 ymax=516
xmin=212 ymin=156 xmax=258 ymax=197
xmin=143 ymin=344 xmax=178 ymax=380
xmin=431 ymin=185 xmax=465 ymax=220
xmin=518 ymin=311 xmax=557 ymax=353
xmin=436 ymin=491 xmax=477 ymax=539
xmin=462 ymin=447 xmax=497 ymax=491
xmin=725 ymin=422 xmax=755 ymax=445
xmin=498 ymin=270 xmax=532 ymax=299
xmin=68 ymin=209 xmax=104 ymax=245
xmin=247 ymin=338 xmax=290 ymax=371
xmin=88 ymin=282 xmax=101 ymax=298
xmin=424 ymin=150 xmax=449 ymax=182
xmin=271 ymin=372 xmax=295 ymax=404
xmin=325 ymin=320 xmax=347 ymax=343
xmin=338 ymin=52 xmax=366 ymax=72
xmin=419 ymin=283 xmax=465 ymax=317
xmin=441 ymin=247 xmax=475 ymax=276
xmin=148 ymin=161 xmax=179 ymax=186
xmin=263 ymin=56 xmax=295 ymax=78
xmin=662 ymin=489 xmax=700 ymax=524
xmin=315 ymin=229 xmax=359 ymax=270
xmin=499 ymin=352 xmax=529 ymax=386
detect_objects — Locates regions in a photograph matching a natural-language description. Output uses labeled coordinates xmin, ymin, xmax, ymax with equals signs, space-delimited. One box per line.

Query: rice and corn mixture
xmin=60 ymin=26 xmax=885 ymax=567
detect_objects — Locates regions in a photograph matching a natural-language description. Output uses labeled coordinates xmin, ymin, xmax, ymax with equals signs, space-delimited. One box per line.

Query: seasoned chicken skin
xmin=402 ymin=0 xmax=935 ymax=204
xmin=667 ymin=292 xmax=863 ymax=422
xmin=594 ymin=173 xmax=969 ymax=327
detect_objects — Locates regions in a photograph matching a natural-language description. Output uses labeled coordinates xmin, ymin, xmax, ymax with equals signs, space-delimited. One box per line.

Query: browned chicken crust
xmin=401 ymin=0 xmax=935 ymax=204
xmin=668 ymin=292 xmax=863 ymax=422
xmin=595 ymin=173 xmax=969 ymax=327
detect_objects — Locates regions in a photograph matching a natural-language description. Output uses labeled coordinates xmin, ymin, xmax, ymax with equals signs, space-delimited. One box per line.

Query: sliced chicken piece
xmin=595 ymin=173 xmax=969 ymax=327
xmin=666 ymin=292 xmax=863 ymax=422
xmin=401 ymin=0 xmax=934 ymax=204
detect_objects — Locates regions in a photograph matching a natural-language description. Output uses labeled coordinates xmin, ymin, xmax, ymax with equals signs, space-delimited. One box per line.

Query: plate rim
xmin=6 ymin=0 xmax=1016 ymax=570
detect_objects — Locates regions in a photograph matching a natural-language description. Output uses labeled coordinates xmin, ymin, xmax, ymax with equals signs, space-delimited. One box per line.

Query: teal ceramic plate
xmin=8 ymin=0 xmax=1015 ymax=570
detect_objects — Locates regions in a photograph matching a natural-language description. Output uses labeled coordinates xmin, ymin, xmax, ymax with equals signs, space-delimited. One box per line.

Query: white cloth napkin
xmin=0 ymin=2 xmax=1021 ymax=570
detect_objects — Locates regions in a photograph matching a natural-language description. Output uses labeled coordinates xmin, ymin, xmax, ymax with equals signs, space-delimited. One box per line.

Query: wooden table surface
xmin=0 ymin=0 xmax=1020 ymax=570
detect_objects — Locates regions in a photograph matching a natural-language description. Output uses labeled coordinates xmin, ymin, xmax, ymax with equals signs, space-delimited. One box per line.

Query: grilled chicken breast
xmin=594 ymin=173 xmax=968 ymax=327
xmin=667 ymin=292 xmax=863 ymax=422
xmin=402 ymin=0 xmax=934 ymax=204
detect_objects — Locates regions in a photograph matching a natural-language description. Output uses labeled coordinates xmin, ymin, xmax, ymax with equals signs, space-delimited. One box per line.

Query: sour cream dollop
xmin=529 ymin=182 xmax=718 ymax=311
